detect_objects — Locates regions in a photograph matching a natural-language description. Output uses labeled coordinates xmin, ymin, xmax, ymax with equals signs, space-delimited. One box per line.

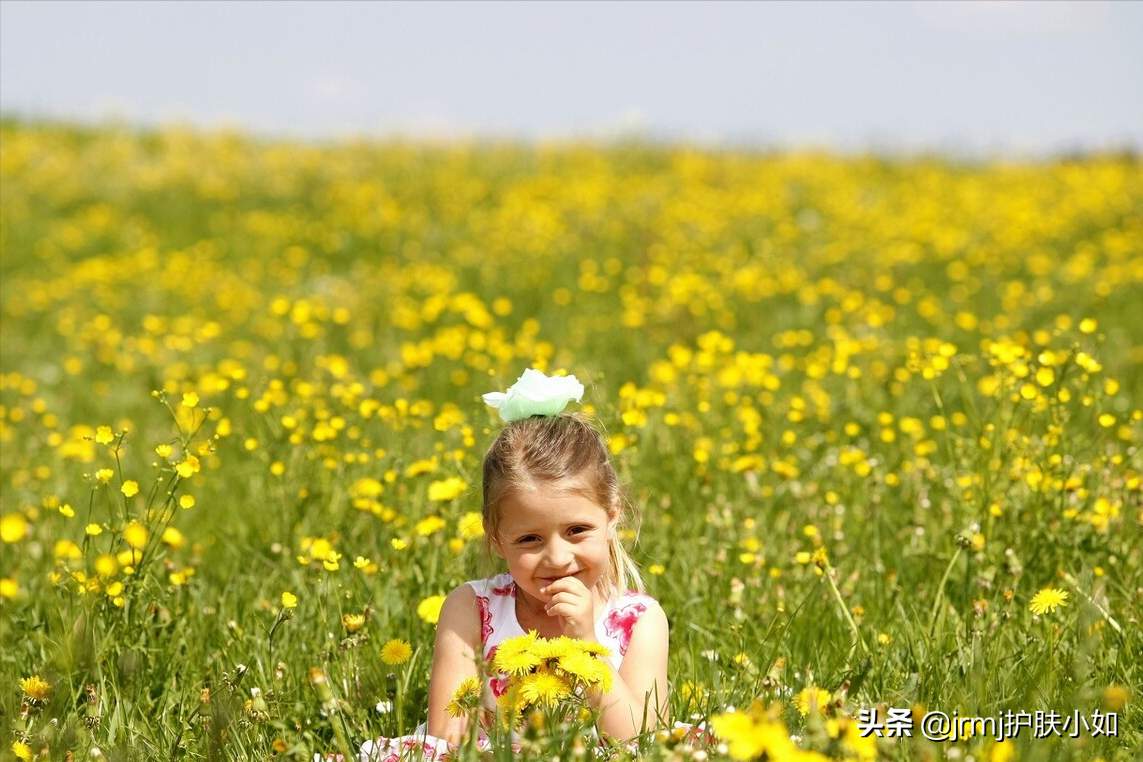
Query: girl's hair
xmin=482 ymin=413 xmax=643 ymax=596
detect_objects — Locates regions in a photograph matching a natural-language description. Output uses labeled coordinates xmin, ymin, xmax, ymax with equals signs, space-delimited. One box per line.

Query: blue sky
xmin=2 ymin=0 xmax=1140 ymax=155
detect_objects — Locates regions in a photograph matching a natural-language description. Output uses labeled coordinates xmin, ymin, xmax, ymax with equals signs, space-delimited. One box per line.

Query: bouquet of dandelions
xmin=448 ymin=631 xmax=613 ymax=739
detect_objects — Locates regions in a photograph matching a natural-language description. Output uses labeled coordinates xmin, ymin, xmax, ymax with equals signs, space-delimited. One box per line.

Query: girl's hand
xmin=540 ymin=576 xmax=596 ymax=640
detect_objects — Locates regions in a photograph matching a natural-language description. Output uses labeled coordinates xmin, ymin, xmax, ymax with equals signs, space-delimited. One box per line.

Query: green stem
xmin=928 ymin=547 xmax=962 ymax=640
xmin=822 ymin=564 xmax=869 ymax=657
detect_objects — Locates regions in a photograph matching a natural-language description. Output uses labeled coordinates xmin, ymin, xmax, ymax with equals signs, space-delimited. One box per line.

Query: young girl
xmin=360 ymin=371 xmax=669 ymax=761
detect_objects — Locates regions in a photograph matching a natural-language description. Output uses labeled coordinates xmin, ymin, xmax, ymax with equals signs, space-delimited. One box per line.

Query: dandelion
xmin=519 ymin=672 xmax=572 ymax=707
xmin=794 ymin=685 xmax=832 ymax=716
xmin=342 ymin=613 xmax=366 ymax=633
xmin=457 ymin=511 xmax=484 ymax=540
xmin=281 ymin=591 xmax=298 ymax=609
xmin=20 ymin=674 xmax=51 ymax=701
xmin=447 ymin=676 xmax=483 ymax=717
xmin=428 ymin=476 xmax=466 ymax=502
xmin=417 ymin=595 xmax=446 ymax=624
xmin=1029 ymin=587 xmax=1068 ymax=615
xmin=380 ymin=639 xmax=413 ymax=665
xmin=120 ymin=480 xmax=139 ymax=497
xmin=11 ymin=741 xmax=33 ymax=762
xmin=493 ymin=631 xmax=541 ymax=675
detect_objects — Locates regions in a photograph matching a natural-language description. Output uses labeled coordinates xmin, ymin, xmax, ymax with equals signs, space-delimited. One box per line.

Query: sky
xmin=2 ymin=0 xmax=1141 ymax=156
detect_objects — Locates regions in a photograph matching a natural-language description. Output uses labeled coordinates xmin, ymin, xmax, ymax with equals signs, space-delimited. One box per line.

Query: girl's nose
xmin=543 ymin=538 xmax=574 ymax=567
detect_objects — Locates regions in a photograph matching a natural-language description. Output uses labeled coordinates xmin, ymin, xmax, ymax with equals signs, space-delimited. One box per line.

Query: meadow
xmin=0 ymin=120 xmax=1139 ymax=762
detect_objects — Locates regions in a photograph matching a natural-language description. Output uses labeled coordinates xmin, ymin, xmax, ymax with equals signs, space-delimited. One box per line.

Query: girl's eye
xmin=569 ymin=526 xmax=590 ymax=536
xmin=517 ymin=535 xmax=539 ymax=544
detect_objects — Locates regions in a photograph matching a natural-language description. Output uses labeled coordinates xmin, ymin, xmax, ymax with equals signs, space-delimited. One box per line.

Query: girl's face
xmin=491 ymin=487 xmax=615 ymax=609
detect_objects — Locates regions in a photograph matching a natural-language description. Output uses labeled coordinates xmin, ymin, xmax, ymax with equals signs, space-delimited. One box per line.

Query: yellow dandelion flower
xmin=11 ymin=741 xmax=33 ymax=762
xmin=519 ymin=672 xmax=571 ymax=707
xmin=556 ymin=650 xmax=613 ymax=693
xmin=493 ymin=631 xmax=543 ymax=676
xmin=281 ymin=591 xmax=298 ymax=609
xmin=20 ymin=674 xmax=51 ymax=701
xmin=794 ymin=686 xmax=832 ymax=716
xmin=415 ymin=515 xmax=447 ymax=537
xmin=1029 ymin=587 xmax=1068 ymax=615
xmin=417 ymin=595 xmax=446 ymax=624
xmin=427 ymin=476 xmax=466 ymax=502
xmin=121 ymin=480 xmax=140 ymax=497
xmin=380 ymin=638 xmax=413 ymax=665
xmin=342 ymin=613 xmax=366 ymax=633
xmin=447 ymin=676 xmax=483 ymax=717
xmin=457 ymin=511 xmax=484 ymax=540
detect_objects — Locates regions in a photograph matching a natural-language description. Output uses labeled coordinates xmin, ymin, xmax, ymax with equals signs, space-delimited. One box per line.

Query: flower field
xmin=1 ymin=121 xmax=1140 ymax=761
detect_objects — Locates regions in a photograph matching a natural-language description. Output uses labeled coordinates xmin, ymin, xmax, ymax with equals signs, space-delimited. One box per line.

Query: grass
xmin=0 ymin=120 xmax=1140 ymax=762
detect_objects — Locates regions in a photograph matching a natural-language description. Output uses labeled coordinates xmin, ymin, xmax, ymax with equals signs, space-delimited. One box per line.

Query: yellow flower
xmin=179 ymin=494 xmax=196 ymax=509
xmin=794 ymin=686 xmax=832 ymax=716
xmin=1 ymin=513 xmax=28 ymax=543
xmin=518 ymin=672 xmax=572 ymax=707
xmin=447 ymin=676 xmax=483 ymax=717
xmin=415 ymin=515 xmax=447 ymax=537
xmin=457 ymin=511 xmax=485 ymax=540
xmin=86 ymin=523 xmax=103 ymax=536
xmin=155 ymin=443 xmax=173 ymax=459
xmin=417 ymin=595 xmax=446 ymax=624
xmin=493 ymin=631 xmax=542 ymax=675
xmin=381 ymin=638 xmax=413 ymax=665
xmin=161 ymin=527 xmax=184 ymax=549
xmin=181 ymin=392 xmax=200 ymax=408
xmin=427 ymin=476 xmax=466 ymax=502
xmin=20 ymin=675 xmax=51 ymax=702
xmin=95 ymin=425 xmax=115 ymax=444
xmin=342 ymin=613 xmax=366 ymax=633
xmin=120 ymin=480 xmax=140 ymax=497
xmin=96 ymin=468 xmax=115 ymax=483
xmin=123 ymin=521 xmax=149 ymax=550
xmin=1029 ymin=587 xmax=1068 ymax=615
xmin=0 ymin=578 xmax=18 ymax=599
xmin=281 ymin=591 xmax=297 ymax=609
xmin=175 ymin=455 xmax=201 ymax=478
xmin=11 ymin=741 xmax=33 ymax=762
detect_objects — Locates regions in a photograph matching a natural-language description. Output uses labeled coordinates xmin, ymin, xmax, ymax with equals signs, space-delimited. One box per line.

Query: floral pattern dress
xmin=356 ymin=573 xmax=661 ymax=762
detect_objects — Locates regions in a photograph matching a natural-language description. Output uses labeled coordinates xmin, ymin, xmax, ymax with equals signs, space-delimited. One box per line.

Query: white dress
xmin=357 ymin=573 xmax=661 ymax=761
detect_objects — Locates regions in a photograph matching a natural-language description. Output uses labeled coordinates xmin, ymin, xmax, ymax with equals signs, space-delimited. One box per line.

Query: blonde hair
xmin=482 ymin=413 xmax=643 ymax=596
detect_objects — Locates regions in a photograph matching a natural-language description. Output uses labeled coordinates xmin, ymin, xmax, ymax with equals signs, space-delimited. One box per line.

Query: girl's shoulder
xmin=464 ymin=572 xmax=516 ymax=599
xmin=609 ymin=587 xmax=661 ymax=612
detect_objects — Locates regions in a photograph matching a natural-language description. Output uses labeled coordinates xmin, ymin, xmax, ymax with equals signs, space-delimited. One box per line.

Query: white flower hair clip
xmin=482 ymin=368 xmax=585 ymax=423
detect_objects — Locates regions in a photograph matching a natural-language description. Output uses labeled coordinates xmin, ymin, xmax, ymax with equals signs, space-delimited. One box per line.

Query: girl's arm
xmin=591 ymin=603 xmax=670 ymax=742
xmin=425 ymin=584 xmax=482 ymax=745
